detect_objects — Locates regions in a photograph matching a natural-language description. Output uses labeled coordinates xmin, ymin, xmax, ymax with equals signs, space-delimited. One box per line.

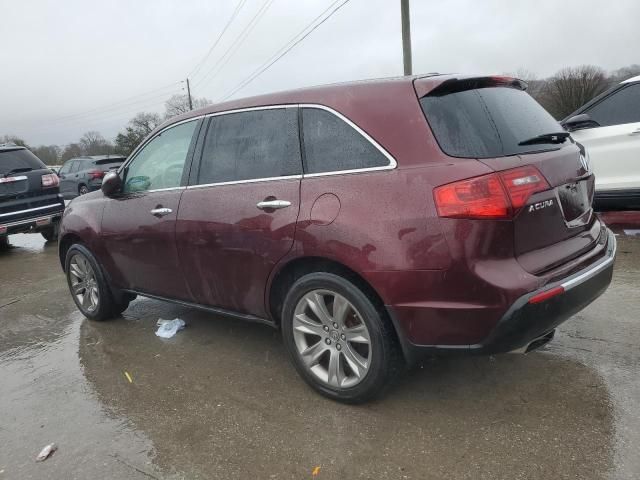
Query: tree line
xmin=3 ymin=64 xmax=639 ymax=166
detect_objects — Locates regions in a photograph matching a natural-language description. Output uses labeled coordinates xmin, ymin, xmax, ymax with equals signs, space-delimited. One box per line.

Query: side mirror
xmin=101 ymin=171 xmax=122 ymax=196
xmin=562 ymin=113 xmax=600 ymax=132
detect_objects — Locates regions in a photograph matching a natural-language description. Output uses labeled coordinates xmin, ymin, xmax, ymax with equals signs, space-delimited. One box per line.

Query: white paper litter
xmin=36 ymin=443 xmax=57 ymax=462
xmin=155 ymin=318 xmax=186 ymax=338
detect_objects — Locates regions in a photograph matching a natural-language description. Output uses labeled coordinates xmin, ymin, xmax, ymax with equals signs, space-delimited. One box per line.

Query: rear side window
xmin=198 ymin=108 xmax=301 ymax=184
xmin=301 ymin=108 xmax=389 ymax=174
xmin=0 ymin=148 xmax=47 ymax=175
xmin=420 ymin=87 xmax=563 ymax=158
xmin=586 ymin=84 xmax=640 ymax=127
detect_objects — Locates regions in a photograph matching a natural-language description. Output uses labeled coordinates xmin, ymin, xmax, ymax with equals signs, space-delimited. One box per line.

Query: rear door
xmin=100 ymin=119 xmax=200 ymax=298
xmin=176 ymin=106 xmax=302 ymax=317
xmin=570 ymin=82 xmax=640 ymax=191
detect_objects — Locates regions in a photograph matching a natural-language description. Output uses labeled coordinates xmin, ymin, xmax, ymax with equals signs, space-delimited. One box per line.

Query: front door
xmin=100 ymin=119 xmax=200 ymax=300
xmin=176 ymin=107 xmax=302 ymax=317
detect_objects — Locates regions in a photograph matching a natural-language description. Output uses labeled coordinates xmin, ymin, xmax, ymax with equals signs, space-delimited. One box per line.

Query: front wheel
xmin=79 ymin=185 xmax=89 ymax=195
xmin=281 ymin=272 xmax=402 ymax=403
xmin=41 ymin=223 xmax=59 ymax=242
xmin=65 ymin=244 xmax=130 ymax=320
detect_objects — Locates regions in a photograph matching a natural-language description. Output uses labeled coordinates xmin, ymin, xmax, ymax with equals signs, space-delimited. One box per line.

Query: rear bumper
xmin=389 ymin=228 xmax=616 ymax=363
xmin=0 ymin=201 xmax=65 ymax=236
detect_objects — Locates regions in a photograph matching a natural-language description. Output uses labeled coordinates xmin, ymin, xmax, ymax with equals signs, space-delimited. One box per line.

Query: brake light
xmin=434 ymin=166 xmax=549 ymax=219
xmin=41 ymin=173 xmax=59 ymax=188
xmin=88 ymin=169 xmax=105 ymax=180
xmin=498 ymin=166 xmax=550 ymax=210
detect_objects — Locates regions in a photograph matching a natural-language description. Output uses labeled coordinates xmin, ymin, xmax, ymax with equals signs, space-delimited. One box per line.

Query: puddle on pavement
xmin=77 ymin=298 xmax=615 ymax=479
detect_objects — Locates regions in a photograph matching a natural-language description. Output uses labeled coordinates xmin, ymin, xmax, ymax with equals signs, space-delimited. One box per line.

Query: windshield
xmin=0 ymin=148 xmax=47 ymax=175
xmin=420 ymin=86 xmax=565 ymax=158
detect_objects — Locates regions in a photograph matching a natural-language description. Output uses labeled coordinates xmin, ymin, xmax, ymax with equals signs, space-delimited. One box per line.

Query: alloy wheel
xmin=68 ymin=253 xmax=100 ymax=313
xmin=292 ymin=289 xmax=372 ymax=389
xmin=79 ymin=186 xmax=89 ymax=195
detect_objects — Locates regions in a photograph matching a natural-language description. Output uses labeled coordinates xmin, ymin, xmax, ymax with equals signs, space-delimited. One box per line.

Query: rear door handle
xmin=256 ymin=200 xmax=291 ymax=210
xmin=150 ymin=207 xmax=173 ymax=217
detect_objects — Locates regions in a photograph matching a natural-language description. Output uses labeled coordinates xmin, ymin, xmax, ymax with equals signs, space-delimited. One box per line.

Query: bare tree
xmin=609 ymin=64 xmax=640 ymax=85
xmin=32 ymin=145 xmax=61 ymax=165
xmin=79 ymin=131 xmax=113 ymax=155
xmin=114 ymin=112 xmax=163 ymax=156
xmin=164 ymin=94 xmax=212 ymax=119
xmin=539 ymin=65 xmax=609 ymax=119
xmin=1 ymin=134 xmax=29 ymax=147
xmin=61 ymin=143 xmax=83 ymax=161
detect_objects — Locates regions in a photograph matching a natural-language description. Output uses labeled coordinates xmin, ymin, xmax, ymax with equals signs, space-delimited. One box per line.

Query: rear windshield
xmin=420 ymin=86 xmax=564 ymax=158
xmin=0 ymin=148 xmax=47 ymax=175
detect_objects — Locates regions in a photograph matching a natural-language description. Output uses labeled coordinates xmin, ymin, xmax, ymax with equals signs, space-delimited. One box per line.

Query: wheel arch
xmin=58 ymin=232 xmax=84 ymax=271
xmin=267 ymin=256 xmax=387 ymax=326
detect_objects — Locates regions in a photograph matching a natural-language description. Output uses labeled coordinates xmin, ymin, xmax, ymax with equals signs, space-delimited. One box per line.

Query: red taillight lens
xmin=41 ymin=173 xmax=59 ymax=188
xmin=434 ymin=166 xmax=549 ymax=219
xmin=88 ymin=169 xmax=105 ymax=180
xmin=498 ymin=166 xmax=550 ymax=211
xmin=434 ymin=173 xmax=510 ymax=219
xmin=528 ymin=286 xmax=564 ymax=304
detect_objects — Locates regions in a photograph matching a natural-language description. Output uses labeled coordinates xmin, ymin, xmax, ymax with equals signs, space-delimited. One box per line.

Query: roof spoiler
xmin=418 ymin=76 xmax=528 ymax=98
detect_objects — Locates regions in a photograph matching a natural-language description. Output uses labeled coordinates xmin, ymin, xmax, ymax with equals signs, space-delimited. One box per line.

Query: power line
xmin=188 ymin=0 xmax=248 ymax=81
xmin=220 ymin=0 xmax=351 ymax=101
xmin=193 ymin=0 xmax=276 ymax=91
xmin=43 ymin=81 xmax=182 ymax=124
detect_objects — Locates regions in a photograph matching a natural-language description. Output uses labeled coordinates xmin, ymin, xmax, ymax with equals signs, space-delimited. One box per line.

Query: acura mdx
xmin=59 ymin=75 xmax=616 ymax=402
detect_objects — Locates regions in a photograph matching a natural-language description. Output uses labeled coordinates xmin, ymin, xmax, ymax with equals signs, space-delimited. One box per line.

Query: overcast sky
xmin=1 ymin=0 xmax=639 ymax=147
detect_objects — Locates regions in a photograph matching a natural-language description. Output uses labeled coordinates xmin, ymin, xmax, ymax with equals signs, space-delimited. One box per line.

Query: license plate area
xmin=558 ymin=180 xmax=591 ymax=226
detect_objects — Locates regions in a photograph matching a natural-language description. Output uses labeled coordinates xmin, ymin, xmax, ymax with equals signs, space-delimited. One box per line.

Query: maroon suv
xmin=59 ymin=75 xmax=616 ymax=402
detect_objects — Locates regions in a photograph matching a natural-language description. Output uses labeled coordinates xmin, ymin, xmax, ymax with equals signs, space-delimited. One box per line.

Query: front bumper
xmin=391 ymin=228 xmax=616 ymax=362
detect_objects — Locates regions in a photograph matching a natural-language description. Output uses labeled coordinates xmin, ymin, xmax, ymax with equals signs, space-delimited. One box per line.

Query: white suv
xmin=563 ymin=75 xmax=640 ymax=209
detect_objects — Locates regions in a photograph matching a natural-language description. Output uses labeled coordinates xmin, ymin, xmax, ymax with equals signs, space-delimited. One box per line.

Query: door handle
xmin=150 ymin=207 xmax=173 ymax=217
xmin=256 ymin=199 xmax=291 ymax=210
xmin=629 ymin=128 xmax=640 ymax=136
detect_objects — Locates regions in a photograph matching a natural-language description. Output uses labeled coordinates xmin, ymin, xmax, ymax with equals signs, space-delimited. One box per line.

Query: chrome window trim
xmin=187 ymin=175 xmax=302 ymax=190
xmin=299 ymin=103 xmax=398 ymax=177
xmin=146 ymin=186 xmax=186 ymax=193
xmin=0 ymin=203 xmax=63 ymax=218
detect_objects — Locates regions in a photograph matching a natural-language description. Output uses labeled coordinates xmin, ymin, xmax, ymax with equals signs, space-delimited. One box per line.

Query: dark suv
xmin=1 ymin=144 xmax=64 ymax=243
xmin=59 ymin=75 xmax=616 ymax=402
xmin=58 ymin=155 xmax=125 ymax=199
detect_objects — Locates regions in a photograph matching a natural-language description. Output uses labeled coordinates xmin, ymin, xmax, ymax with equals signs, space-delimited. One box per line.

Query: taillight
xmin=41 ymin=173 xmax=59 ymax=188
xmin=498 ymin=166 xmax=550 ymax=210
xmin=434 ymin=166 xmax=550 ymax=219
xmin=88 ymin=169 xmax=105 ymax=180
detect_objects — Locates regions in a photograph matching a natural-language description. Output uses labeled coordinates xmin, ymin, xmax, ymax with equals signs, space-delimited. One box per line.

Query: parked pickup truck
xmin=0 ymin=144 xmax=65 ymax=243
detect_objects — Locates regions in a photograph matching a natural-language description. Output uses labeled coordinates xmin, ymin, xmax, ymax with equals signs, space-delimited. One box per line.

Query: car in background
xmin=59 ymin=75 xmax=615 ymax=402
xmin=0 ymin=143 xmax=65 ymax=243
xmin=563 ymin=75 xmax=640 ymax=209
xmin=58 ymin=155 xmax=125 ymax=199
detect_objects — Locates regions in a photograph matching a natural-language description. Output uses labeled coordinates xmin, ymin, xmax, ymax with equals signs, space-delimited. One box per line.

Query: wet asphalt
xmin=0 ymin=233 xmax=639 ymax=480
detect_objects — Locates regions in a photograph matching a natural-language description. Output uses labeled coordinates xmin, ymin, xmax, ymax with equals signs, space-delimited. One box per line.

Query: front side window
xmin=301 ymin=108 xmax=390 ymax=174
xmin=197 ymin=108 xmax=301 ymax=184
xmin=123 ymin=120 xmax=198 ymax=193
xmin=70 ymin=161 xmax=82 ymax=173
xmin=586 ymin=84 xmax=640 ymax=127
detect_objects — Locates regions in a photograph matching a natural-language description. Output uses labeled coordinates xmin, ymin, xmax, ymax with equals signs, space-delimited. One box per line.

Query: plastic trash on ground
xmin=36 ymin=443 xmax=57 ymax=462
xmin=155 ymin=318 xmax=186 ymax=338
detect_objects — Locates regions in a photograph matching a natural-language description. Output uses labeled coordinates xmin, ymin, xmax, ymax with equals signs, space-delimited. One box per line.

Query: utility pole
xmin=186 ymin=78 xmax=194 ymax=111
xmin=400 ymin=0 xmax=412 ymax=76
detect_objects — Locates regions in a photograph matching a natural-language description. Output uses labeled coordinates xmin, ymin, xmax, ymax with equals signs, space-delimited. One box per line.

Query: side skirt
xmin=122 ymin=289 xmax=277 ymax=329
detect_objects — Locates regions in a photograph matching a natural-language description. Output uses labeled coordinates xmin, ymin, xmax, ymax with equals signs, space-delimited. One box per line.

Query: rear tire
xmin=65 ymin=244 xmax=130 ymax=320
xmin=41 ymin=223 xmax=59 ymax=242
xmin=281 ymin=272 xmax=402 ymax=403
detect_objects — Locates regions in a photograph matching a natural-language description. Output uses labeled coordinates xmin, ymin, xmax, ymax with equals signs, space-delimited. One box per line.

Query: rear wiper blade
xmin=518 ymin=132 xmax=570 ymax=146
xmin=3 ymin=167 xmax=32 ymax=177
